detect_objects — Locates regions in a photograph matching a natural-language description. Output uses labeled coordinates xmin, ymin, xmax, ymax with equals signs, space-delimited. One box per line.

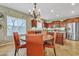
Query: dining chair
xmin=26 ymin=34 xmax=45 ymax=56
xmin=44 ymin=31 xmax=57 ymax=56
xmin=42 ymin=30 xmax=48 ymax=40
xmin=13 ymin=32 xmax=27 ymax=56
xmin=27 ymin=31 xmax=35 ymax=34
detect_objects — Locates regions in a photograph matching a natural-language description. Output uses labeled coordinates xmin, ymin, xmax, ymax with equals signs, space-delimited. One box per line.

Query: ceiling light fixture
xmin=56 ymin=14 xmax=59 ymax=17
xmin=51 ymin=9 xmax=54 ymax=13
xmin=29 ymin=3 xmax=41 ymax=19
xmin=71 ymin=10 xmax=75 ymax=14
xmin=71 ymin=3 xmax=75 ymax=6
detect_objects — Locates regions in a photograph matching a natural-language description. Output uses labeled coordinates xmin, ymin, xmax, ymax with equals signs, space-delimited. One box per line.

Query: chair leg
xmin=14 ymin=49 xmax=18 ymax=56
xmin=44 ymin=50 xmax=46 ymax=56
xmin=53 ymin=48 xmax=56 ymax=56
xmin=44 ymin=47 xmax=46 ymax=56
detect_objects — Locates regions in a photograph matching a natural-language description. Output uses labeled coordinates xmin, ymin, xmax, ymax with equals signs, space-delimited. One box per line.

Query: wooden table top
xmin=43 ymin=35 xmax=53 ymax=41
xmin=20 ymin=34 xmax=53 ymax=42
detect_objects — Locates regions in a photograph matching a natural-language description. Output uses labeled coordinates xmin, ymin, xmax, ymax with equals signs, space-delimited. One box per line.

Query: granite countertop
xmin=31 ymin=27 xmax=66 ymax=33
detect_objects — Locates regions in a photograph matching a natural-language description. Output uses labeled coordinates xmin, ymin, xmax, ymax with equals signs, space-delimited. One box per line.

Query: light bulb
xmin=33 ymin=8 xmax=35 ymax=11
xmin=56 ymin=14 xmax=59 ymax=17
xmin=51 ymin=9 xmax=54 ymax=13
xmin=72 ymin=10 xmax=75 ymax=14
xmin=29 ymin=10 xmax=31 ymax=12
xmin=38 ymin=9 xmax=40 ymax=12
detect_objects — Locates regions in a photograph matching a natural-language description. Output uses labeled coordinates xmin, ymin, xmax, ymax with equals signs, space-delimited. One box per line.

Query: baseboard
xmin=0 ymin=42 xmax=13 ymax=47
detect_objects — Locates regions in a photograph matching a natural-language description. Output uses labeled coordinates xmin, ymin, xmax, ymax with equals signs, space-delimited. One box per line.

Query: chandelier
xmin=29 ymin=3 xmax=41 ymax=19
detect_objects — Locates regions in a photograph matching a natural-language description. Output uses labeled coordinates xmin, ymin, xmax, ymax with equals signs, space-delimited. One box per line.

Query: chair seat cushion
xmin=20 ymin=44 xmax=26 ymax=48
xmin=17 ymin=44 xmax=27 ymax=48
xmin=44 ymin=39 xmax=54 ymax=45
xmin=44 ymin=39 xmax=55 ymax=48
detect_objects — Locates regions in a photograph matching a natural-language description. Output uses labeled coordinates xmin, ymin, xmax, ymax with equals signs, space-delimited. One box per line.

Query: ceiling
xmin=0 ymin=3 xmax=79 ymax=20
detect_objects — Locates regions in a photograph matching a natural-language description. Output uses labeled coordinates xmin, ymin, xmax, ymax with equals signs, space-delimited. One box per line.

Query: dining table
xmin=19 ymin=33 xmax=54 ymax=56
xmin=20 ymin=33 xmax=53 ymax=42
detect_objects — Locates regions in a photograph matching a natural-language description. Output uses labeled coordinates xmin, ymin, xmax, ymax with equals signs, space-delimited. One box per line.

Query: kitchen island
xmin=30 ymin=27 xmax=66 ymax=45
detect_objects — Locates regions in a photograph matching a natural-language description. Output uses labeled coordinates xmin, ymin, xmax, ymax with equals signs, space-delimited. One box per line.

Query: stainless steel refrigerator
xmin=66 ymin=22 xmax=79 ymax=40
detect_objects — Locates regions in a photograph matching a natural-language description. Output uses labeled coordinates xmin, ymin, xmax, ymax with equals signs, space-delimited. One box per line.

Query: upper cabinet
xmin=44 ymin=21 xmax=65 ymax=28
xmin=31 ymin=19 xmax=65 ymax=28
xmin=64 ymin=17 xmax=79 ymax=23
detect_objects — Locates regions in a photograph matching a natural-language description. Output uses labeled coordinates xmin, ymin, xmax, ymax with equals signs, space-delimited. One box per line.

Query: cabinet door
xmin=56 ymin=33 xmax=64 ymax=45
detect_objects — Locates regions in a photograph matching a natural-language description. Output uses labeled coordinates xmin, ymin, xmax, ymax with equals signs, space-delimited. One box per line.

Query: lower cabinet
xmin=56 ymin=33 xmax=64 ymax=45
xmin=48 ymin=32 xmax=64 ymax=45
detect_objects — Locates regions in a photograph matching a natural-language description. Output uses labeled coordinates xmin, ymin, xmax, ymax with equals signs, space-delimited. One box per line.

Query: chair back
xmin=27 ymin=31 xmax=35 ymax=34
xmin=42 ymin=30 xmax=48 ymax=40
xmin=13 ymin=32 xmax=20 ymax=49
xmin=26 ymin=34 xmax=44 ymax=56
xmin=53 ymin=32 xmax=57 ymax=45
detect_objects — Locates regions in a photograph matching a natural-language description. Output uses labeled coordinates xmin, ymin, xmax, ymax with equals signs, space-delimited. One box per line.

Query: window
xmin=7 ymin=16 xmax=26 ymax=36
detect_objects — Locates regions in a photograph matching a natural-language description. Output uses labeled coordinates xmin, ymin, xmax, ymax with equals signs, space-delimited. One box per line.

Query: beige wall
xmin=0 ymin=5 xmax=32 ymax=41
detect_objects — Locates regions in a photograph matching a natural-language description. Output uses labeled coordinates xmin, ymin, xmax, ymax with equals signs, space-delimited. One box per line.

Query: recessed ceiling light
xmin=29 ymin=10 xmax=31 ymax=12
xmin=56 ymin=14 xmax=59 ymax=17
xmin=71 ymin=10 xmax=75 ymax=14
xmin=38 ymin=9 xmax=41 ymax=12
xmin=71 ymin=3 xmax=75 ymax=5
xmin=51 ymin=9 xmax=54 ymax=13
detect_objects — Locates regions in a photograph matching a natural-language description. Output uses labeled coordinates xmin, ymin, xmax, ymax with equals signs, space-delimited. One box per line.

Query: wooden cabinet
xmin=44 ymin=22 xmax=47 ymax=28
xmin=44 ymin=22 xmax=52 ymax=28
xmin=48 ymin=32 xmax=64 ymax=45
xmin=44 ymin=21 xmax=64 ymax=28
xmin=60 ymin=22 xmax=65 ymax=27
xmin=64 ymin=17 xmax=79 ymax=23
xmin=56 ymin=33 xmax=64 ymax=45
